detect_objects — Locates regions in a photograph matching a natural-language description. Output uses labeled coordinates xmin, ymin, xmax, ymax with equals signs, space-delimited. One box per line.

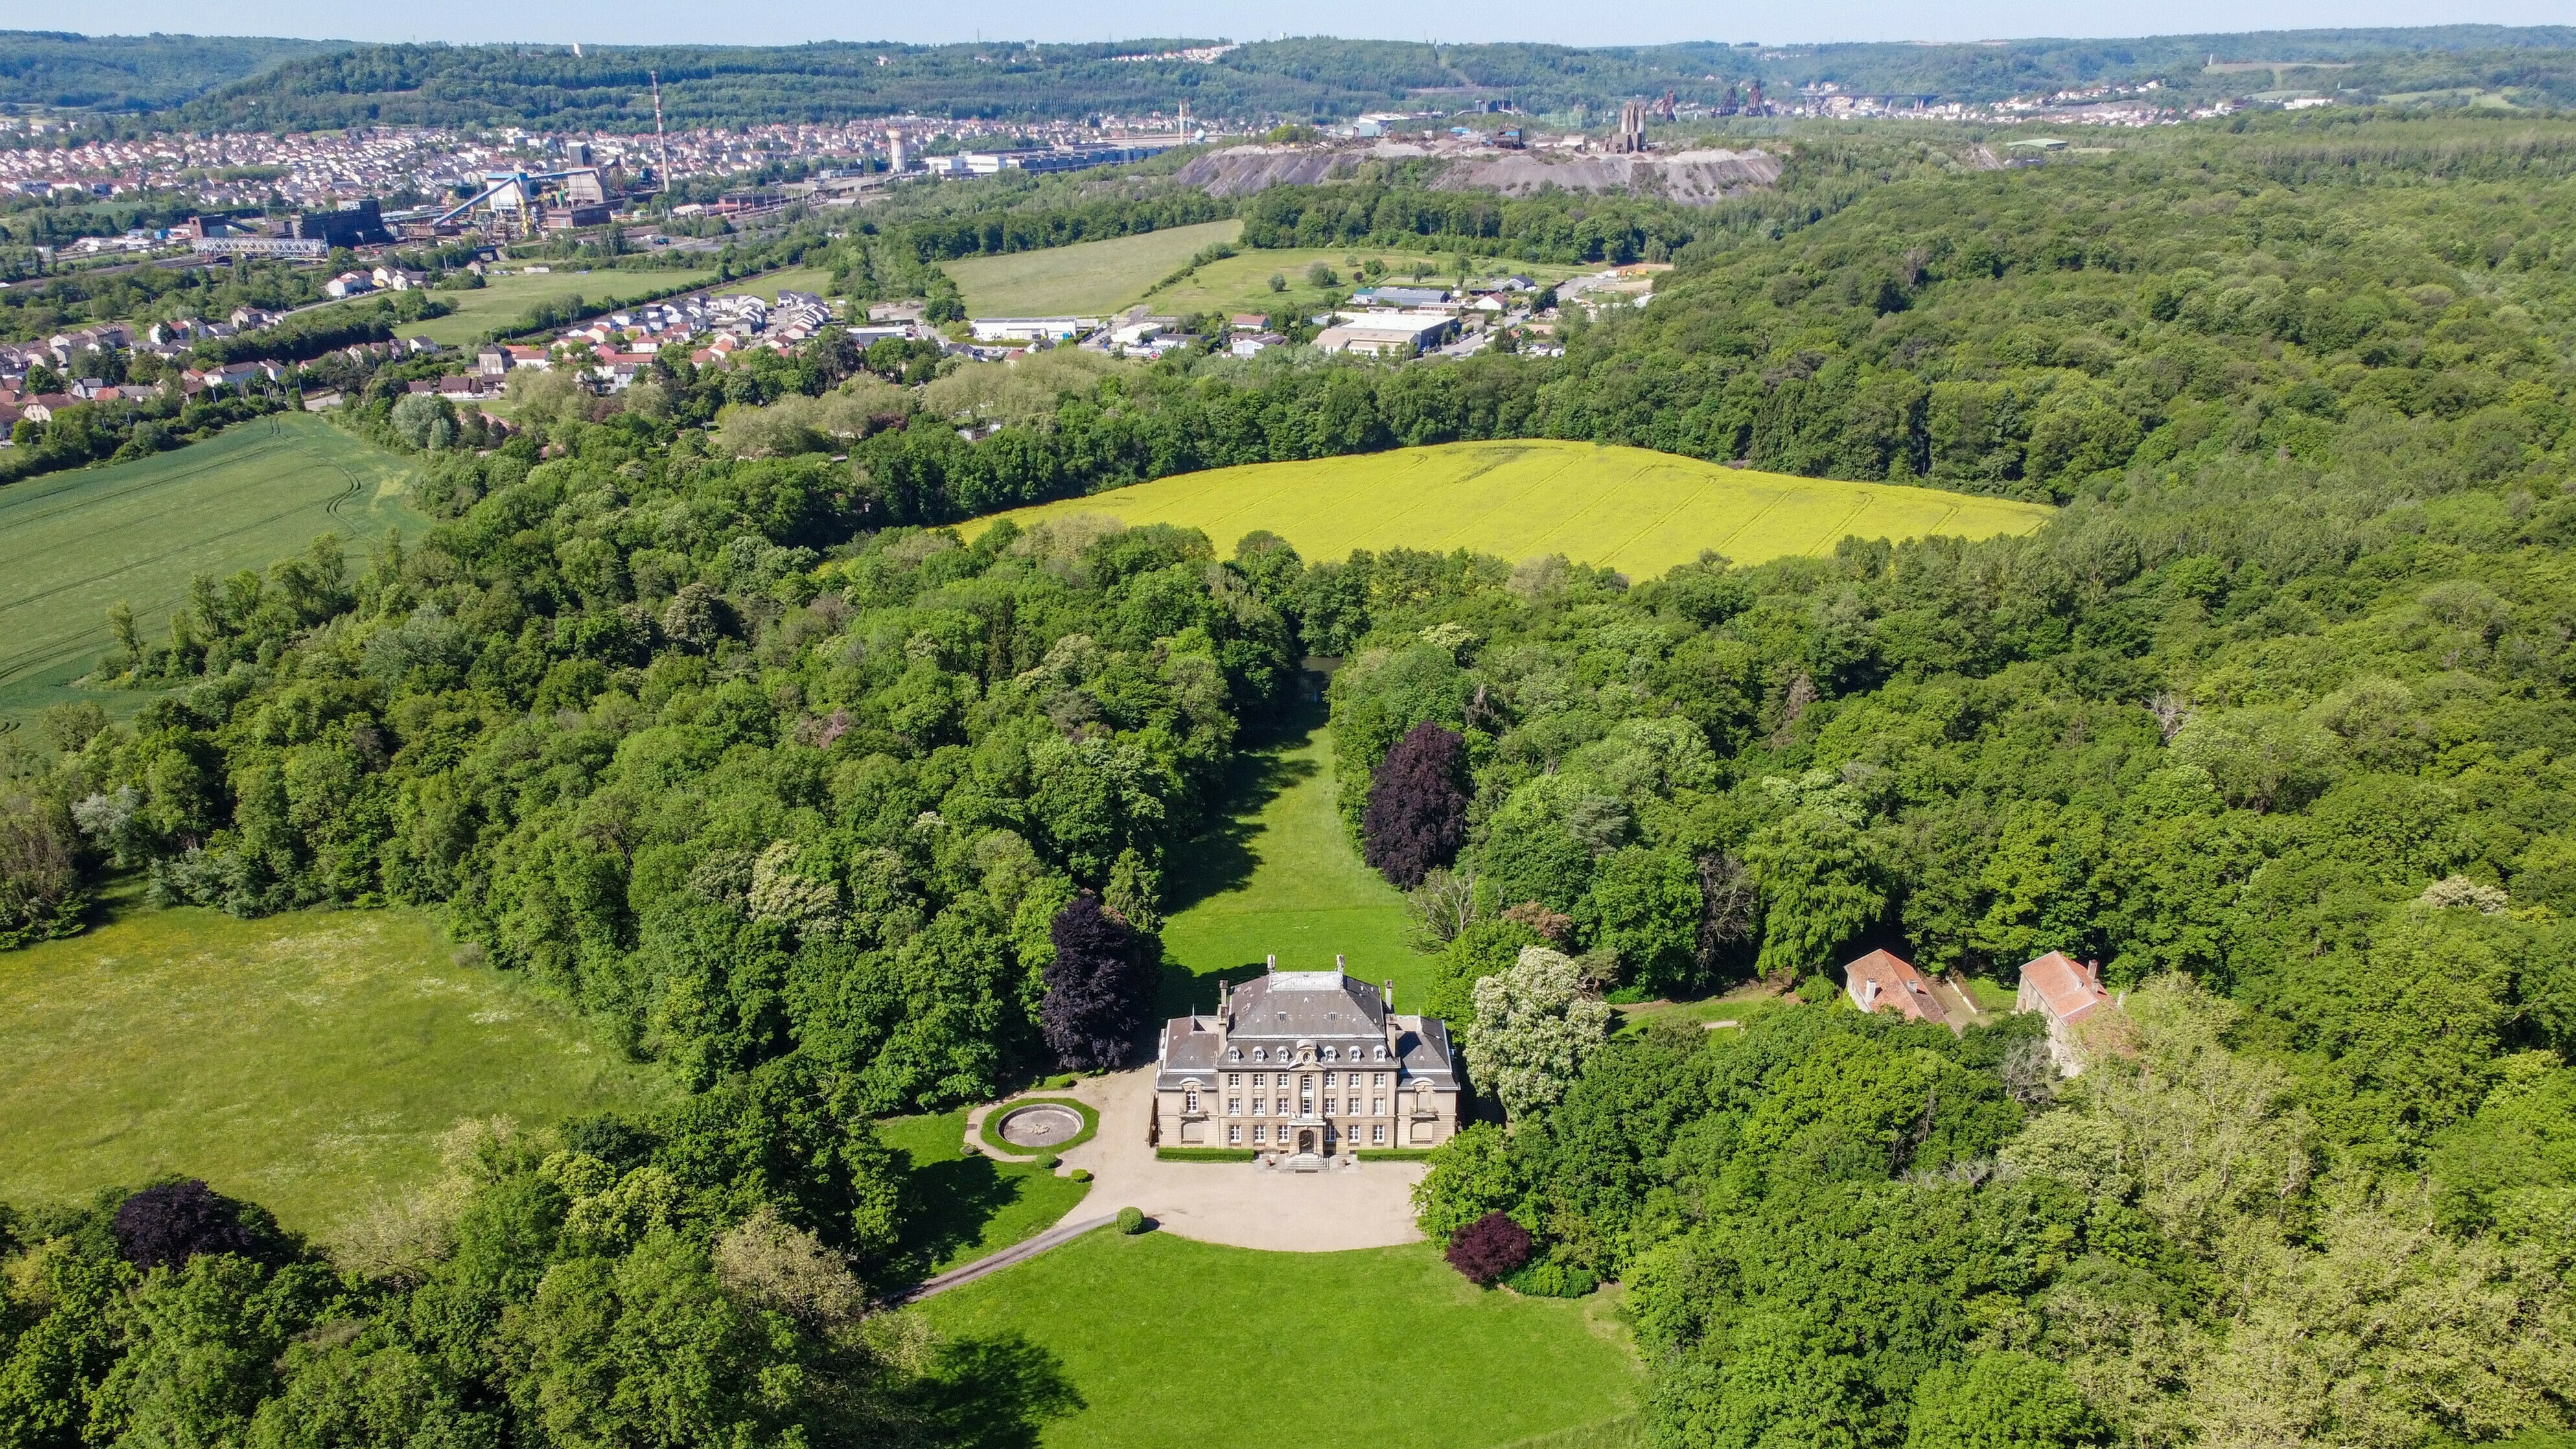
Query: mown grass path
xmin=1154 ymin=711 xmax=1436 ymax=1019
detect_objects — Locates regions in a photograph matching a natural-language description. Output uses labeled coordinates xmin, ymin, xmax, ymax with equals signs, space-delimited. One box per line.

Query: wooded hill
xmin=6 ymin=27 xmax=2570 ymax=129
xmin=0 ymin=30 xmax=331 ymax=113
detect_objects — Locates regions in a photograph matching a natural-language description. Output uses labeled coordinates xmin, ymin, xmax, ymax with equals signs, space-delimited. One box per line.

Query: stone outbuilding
xmin=2017 ymin=951 xmax=2113 ymax=1074
xmin=1843 ymin=947 xmax=1950 ymax=1028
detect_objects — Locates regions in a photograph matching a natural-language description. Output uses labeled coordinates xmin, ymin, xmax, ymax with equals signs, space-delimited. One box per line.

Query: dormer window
xmin=1229 ymin=1047 xmax=1242 ymax=1061
xmin=1374 ymin=1045 xmax=1387 ymax=1061
xmin=1252 ymin=1047 xmax=1266 ymax=1061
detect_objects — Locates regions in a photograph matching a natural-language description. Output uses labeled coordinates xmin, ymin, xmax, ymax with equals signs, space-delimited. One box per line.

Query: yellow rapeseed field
xmin=962 ymin=439 xmax=2056 ymax=577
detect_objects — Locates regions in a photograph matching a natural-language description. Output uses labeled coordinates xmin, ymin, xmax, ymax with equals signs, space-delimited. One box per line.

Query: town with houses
xmin=0 ymin=49 xmax=2328 ymax=448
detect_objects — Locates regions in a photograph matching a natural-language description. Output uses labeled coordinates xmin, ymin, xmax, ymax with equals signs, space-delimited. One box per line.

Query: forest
xmin=3 ymin=105 xmax=2576 ymax=1447
xmin=45 ymin=27 xmax=2559 ymax=132
xmin=0 ymin=31 xmax=328 ymax=113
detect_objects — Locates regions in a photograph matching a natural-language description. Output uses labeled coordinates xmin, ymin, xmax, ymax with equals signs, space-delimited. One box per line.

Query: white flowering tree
xmin=1467 ymin=946 xmax=1612 ymax=1122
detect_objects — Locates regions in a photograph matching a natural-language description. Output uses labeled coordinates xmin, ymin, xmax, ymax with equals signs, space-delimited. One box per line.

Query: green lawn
xmin=966 ymin=439 xmax=2056 ymax=581
xmin=945 ymin=220 xmax=1242 ymax=318
xmin=1143 ymin=246 xmax=1592 ymax=323
xmin=0 ymin=882 xmax=671 ymax=1235
xmin=877 ymin=1109 xmax=1091 ymax=1279
xmin=0 ymin=413 xmax=430 ymax=724
xmin=914 ymin=1229 xmax=1643 ymax=1449
xmin=1155 ymin=712 xmax=1437 ymax=1020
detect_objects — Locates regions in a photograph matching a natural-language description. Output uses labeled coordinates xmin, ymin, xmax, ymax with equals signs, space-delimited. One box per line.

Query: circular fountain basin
xmin=997 ymin=1103 xmax=1084 ymax=1148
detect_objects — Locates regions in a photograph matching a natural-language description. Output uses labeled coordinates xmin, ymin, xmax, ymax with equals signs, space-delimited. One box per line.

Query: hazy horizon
xmin=31 ymin=3 xmax=2576 ymax=52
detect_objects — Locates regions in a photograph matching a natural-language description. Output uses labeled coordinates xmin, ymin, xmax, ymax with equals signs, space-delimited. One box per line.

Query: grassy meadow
xmin=0 ymin=883 xmax=671 ymax=1235
xmin=877 ymin=1109 xmax=1091 ymax=1279
xmin=1155 ymin=715 xmax=1434 ymax=1020
xmin=0 ymin=413 xmax=429 ymax=724
xmin=944 ymin=220 xmax=1241 ymax=318
xmin=915 ymin=1229 xmax=1643 ymax=1449
xmin=966 ymin=439 xmax=2057 ymax=579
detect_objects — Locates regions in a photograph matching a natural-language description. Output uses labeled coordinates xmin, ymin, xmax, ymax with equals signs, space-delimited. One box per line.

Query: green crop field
xmin=945 ymin=220 xmax=1242 ymax=318
xmin=966 ymin=439 xmax=2056 ymax=579
xmin=0 ymin=882 xmax=671 ymax=1235
xmin=916 ymin=1229 xmax=1642 ymax=1449
xmin=0 ymin=413 xmax=430 ymax=724
xmin=1143 ymin=247 xmax=1592 ymax=323
xmin=1157 ymin=714 xmax=1433 ymax=1021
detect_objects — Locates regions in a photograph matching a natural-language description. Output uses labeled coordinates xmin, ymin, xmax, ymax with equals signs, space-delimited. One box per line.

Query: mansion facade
xmin=1154 ymin=957 xmax=1461 ymax=1161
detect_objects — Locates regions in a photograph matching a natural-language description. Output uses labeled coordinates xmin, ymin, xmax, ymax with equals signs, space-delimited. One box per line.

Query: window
xmin=1371 ymin=1096 xmax=1384 ymax=1115
xmin=1250 ymin=1072 xmax=1264 ymax=1088
xmin=1227 ymin=1098 xmax=1240 ymax=1115
xmin=1183 ymin=1090 xmax=1200 ymax=1114
xmin=1300 ymin=1091 xmax=1314 ymax=1115
xmin=1252 ymin=1124 xmax=1266 ymax=1143
xmin=1323 ymin=1045 xmax=1337 ymax=1061
xmin=1325 ymin=1096 xmax=1340 ymax=1115
xmin=1228 ymin=1124 xmax=1243 ymax=1144
xmin=1374 ymin=1072 xmax=1387 ymax=1089
xmin=1301 ymin=1074 xmax=1314 ymax=1091
xmin=1251 ymin=1097 xmax=1264 ymax=1115
xmin=1372 ymin=1124 xmax=1387 ymax=1144
xmin=1228 ymin=1046 xmax=1240 ymax=1060
xmin=1323 ymin=1071 xmax=1336 ymax=1089
xmin=1227 ymin=1074 xmax=1240 ymax=1089
xmin=1375 ymin=1045 xmax=1387 ymax=1060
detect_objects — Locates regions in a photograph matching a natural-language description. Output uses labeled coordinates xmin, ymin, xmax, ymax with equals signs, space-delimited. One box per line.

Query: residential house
xmin=324 ymin=271 xmax=375 ymax=299
xmin=1843 ymin=948 xmax=1950 ymax=1027
xmin=2017 ymin=952 xmax=2113 ymax=1074
xmin=1230 ymin=332 xmax=1285 ymax=359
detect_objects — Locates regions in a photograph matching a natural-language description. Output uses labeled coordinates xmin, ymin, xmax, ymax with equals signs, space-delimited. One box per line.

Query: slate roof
xmin=1225 ymin=969 xmax=1387 ymax=1041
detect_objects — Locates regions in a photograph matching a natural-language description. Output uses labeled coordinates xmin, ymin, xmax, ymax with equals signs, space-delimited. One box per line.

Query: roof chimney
xmin=1384 ymin=979 xmax=1394 ymax=1011
xmin=1862 ymin=978 xmax=1880 ymax=1007
xmin=1266 ymin=953 xmax=1277 ymax=973
xmin=1335 ymin=953 xmax=1346 ymax=975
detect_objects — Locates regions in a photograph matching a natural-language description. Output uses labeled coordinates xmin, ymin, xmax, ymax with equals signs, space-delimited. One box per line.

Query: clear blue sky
xmin=72 ymin=1 xmax=2576 ymax=49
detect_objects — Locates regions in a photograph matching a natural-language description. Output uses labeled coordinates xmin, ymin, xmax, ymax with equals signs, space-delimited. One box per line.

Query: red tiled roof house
xmin=2017 ymin=951 xmax=2113 ymax=1074
xmin=1843 ymin=948 xmax=1949 ymax=1028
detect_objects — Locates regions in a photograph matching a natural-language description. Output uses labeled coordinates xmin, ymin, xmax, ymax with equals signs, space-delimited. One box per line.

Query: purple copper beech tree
xmin=1363 ymin=721 xmax=1468 ymax=888
xmin=1041 ymin=892 xmax=1159 ymax=1071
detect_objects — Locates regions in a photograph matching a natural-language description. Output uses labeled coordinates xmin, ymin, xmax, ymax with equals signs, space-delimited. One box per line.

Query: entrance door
xmin=1297 ymin=1129 xmax=1316 ymax=1155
